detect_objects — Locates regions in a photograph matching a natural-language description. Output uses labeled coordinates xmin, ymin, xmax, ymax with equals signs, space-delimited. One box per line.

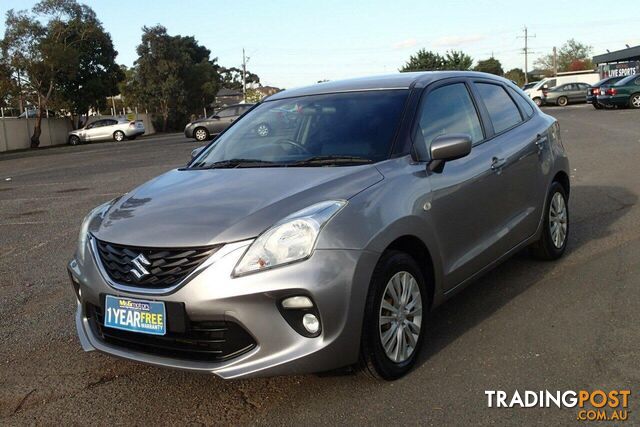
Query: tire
xmin=194 ymin=127 xmax=209 ymax=142
xmin=533 ymin=97 xmax=543 ymax=107
xmin=68 ymin=135 xmax=80 ymax=146
xmin=359 ymin=250 xmax=428 ymax=380
xmin=113 ymin=131 xmax=125 ymax=142
xmin=557 ymin=96 xmax=568 ymax=107
xmin=629 ymin=93 xmax=640 ymax=109
xmin=255 ymin=123 xmax=271 ymax=137
xmin=530 ymin=181 xmax=569 ymax=260
xmin=593 ymin=103 xmax=603 ymax=110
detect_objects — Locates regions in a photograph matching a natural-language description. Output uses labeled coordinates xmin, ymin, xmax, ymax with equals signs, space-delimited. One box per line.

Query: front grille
xmin=87 ymin=304 xmax=256 ymax=362
xmin=94 ymin=238 xmax=220 ymax=289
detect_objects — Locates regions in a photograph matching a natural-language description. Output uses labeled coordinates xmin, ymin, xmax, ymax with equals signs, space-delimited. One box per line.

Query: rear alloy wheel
xmin=629 ymin=93 xmax=640 ymax=109
xmin=256 ymin=123 xmax=271 ymax=137
xmin=113 ymin=131 xmax=125 ymax=142
xmin=593 ymin=102 xmax=603 ymax=110
xmin=530 ymin=181 xmax=569 ymax=260
xmin=194 ymin=127 xmax=209 ymax=142
xmin=360 ymin=250 xmax=427 ymax=380
xmin=69 ymin=135 xmax=80 ymax=146
xmin=533 ymin=97 xmax=543 ymax=107
xmin=557 ymin=96 xmax=568 ymax=107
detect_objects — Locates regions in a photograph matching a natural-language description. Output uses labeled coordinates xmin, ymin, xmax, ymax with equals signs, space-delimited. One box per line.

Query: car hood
xmin=92 ymin=165 xmax=383 ymax=247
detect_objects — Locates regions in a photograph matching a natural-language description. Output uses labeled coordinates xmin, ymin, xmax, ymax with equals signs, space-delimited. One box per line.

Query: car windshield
xmin=615 ymin=74 xmax=638 ymax=86
xmin=190 ymin=90 xmax=408 ymax=168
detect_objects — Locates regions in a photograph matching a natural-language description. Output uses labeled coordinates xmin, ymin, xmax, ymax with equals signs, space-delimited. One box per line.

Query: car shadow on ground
xmin=413 ymin=184 xmax=637 ymax=369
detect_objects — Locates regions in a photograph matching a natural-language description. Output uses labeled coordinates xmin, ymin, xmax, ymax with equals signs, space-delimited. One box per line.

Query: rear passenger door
xmin=212 ymin=107 xmax=238 ymax=134
xmin=418 ymin=79 xmax=508 ymax=289
xmin=471 ymin=80 xmax=548 ymax=250
xmin=96 ymin=119 xmax=118 ymax=141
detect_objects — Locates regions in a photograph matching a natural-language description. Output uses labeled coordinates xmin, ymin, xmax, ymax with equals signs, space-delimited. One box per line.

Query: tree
xmin=400 ymin=49 xmax=445 ymax=72
xmin=444 ymin=50 xmax=474 ymax=70
xmin=535 ymin=39 xmax=594 ymax=74
xmin=474 ymin=57 xmax=504 ymax=75
xmin=504 ymin=68 xmax=526 ymax=86
xmin=1 ymin=0 xmax=122 ymax=146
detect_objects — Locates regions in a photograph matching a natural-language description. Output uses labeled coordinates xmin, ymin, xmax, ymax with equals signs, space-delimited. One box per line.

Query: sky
xmin=1 ymin=0 xmax=639 ymax=89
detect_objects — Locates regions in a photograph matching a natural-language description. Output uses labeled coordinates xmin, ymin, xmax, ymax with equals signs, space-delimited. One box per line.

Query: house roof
xmin=216 ymin=88 xmax=242 ymax=96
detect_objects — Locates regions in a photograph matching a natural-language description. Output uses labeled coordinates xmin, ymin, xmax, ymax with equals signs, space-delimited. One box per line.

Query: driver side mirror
xmin=427 ymin=134 xmax=472 ymax=173
xmin=191 ymin=146 xmax=205 ymax=159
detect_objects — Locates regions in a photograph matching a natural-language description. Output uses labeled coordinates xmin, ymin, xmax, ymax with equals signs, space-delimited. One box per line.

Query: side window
xmin=90 ymin=120 xmax=104 ymax=128
xmin=547 ymin=79 xmax=557 ymax=88
xmin=475 ymin=83 xmax=522 ymax=134
xmin=217 ymin=107 xmax=237 ymax=118
xmin=507 ymin=87 xmax=534 ymax=118
xmin=635 ymin=77 xmax=640 ymax=85
xmin=416 ymin=83 xmax=484 ymax=148
xmin=107 ymin=120 xmax=118 ymax=126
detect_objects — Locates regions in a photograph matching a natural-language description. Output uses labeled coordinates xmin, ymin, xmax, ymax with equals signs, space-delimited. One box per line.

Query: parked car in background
xmin=597 ymin=74 xmax=640 ymax=109
xmin=184 ymin=104 xmax=254 ymax=141
xmin=587 ymin=76 xmax=625 ymax=109
xmin=542 ymin=83 xmax=591 ymax=106
xmin=69 ymin=71 xmax=570 ymax=380
xmin=68 ymin=118 xmax=145 ymax=145
xmin=524 ymin=72 xmax=600 ymax=106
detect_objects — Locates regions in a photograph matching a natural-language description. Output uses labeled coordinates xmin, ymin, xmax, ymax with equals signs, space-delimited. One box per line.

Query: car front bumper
xmin=68 ymin=238 xmax=378 ymax=379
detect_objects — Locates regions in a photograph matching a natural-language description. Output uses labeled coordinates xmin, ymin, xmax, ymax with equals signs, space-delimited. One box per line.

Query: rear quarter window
xmin=507 ymin=87 xmax=534 ymax=118
xmin=475 ymin=83 xmax=523 ymax=134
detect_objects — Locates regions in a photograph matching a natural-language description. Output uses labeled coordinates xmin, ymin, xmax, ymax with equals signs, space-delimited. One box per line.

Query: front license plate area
xmin=104 ymin=295 xmax=166 ymax=336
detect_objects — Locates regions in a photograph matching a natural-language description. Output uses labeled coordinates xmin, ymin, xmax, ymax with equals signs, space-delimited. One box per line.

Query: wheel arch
xmin=383 ymin=235 xmax=435 ymax=309
xmin=553 ymin=170 xmax=570 ymax=198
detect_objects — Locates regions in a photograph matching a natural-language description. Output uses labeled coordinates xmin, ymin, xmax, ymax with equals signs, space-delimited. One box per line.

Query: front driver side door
xmin=418 ymin=80 xmax=508 ymax=290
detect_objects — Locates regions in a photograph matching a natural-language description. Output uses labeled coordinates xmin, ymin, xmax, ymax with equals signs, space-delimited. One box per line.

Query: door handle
xmin=491 ymin=157 xmax=506 ymax=171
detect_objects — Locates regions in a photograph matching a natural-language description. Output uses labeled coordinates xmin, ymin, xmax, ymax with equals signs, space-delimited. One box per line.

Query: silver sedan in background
xmin=68 ymin=117 xmax=145 ymax=145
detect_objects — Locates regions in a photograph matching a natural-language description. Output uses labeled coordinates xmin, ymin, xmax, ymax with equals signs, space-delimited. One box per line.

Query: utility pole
xmin=242 ymin=48 xmax=247 ymax=103
xmin=518 ymin=26 xmax=536 ymax=84
xmin=552 ymin=46 xmax=558 ymax=77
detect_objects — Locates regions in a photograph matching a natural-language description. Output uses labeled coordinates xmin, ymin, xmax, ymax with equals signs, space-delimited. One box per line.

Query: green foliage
xmin=400 ymin=49 xmax=473 ymax=72
xmin=400 ymin=49 xmax=445 ymax=72
xmin=474 ymin=57 xmax=504 ymax=76
xmin=1 ymin=0 xmax=122 ymax=146
xmin=504 ymin=68 xmax=526 ymax=86
xmin=535 ymin=39 xmax=594 ymax=73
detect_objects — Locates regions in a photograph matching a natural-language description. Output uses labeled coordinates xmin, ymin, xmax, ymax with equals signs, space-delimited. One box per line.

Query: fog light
xmin=282 ymin=296 xmax=313 ymax=309
xmin=302 ymin=313 xmax=320 ymax=334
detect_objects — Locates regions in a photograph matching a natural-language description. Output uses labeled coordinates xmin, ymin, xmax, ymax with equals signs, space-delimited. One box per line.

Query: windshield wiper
xmin=290 ymin=155 xmax=373 ymax=167
xmin=197 ymin=159 xmax=279 ymax=169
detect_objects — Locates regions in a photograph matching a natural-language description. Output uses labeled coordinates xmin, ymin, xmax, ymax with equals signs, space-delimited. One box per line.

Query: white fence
xmin=0 ymin=113 xmax=157 ymax=153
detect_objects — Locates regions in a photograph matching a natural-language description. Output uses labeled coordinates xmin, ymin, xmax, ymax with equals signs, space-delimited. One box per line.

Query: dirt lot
xmin=1 ymin=105 xmax=639 ymax=425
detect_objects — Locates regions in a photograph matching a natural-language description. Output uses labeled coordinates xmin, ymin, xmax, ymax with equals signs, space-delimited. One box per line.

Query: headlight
xmin=76 ymin=202 xmax=112 ymax=261
xmin=233 ymin=200 xmax=346 ymax=276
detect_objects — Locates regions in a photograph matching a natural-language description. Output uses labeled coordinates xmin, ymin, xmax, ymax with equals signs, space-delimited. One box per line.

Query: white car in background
xmin=68 ymin=117 xmax=145 ymax=145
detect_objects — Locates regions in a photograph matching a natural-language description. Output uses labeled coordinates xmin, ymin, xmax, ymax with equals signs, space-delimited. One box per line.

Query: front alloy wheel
xmin=360 ymin=250 xmax=427 ymax=380
xmin=379 ymin=271 xmax=423 ymax=363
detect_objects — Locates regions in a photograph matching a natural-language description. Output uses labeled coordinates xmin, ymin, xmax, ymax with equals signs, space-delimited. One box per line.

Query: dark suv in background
xmin=185 ymin=104 xmax=255 ymax=141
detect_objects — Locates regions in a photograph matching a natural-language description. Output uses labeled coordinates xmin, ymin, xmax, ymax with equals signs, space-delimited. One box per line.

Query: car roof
xmin=267 ymin=71 xmax=511 ymax=100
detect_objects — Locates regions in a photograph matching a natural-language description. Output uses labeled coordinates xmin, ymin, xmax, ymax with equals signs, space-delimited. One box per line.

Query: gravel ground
xmin=1 ymin=105 xmax=639 ymax=425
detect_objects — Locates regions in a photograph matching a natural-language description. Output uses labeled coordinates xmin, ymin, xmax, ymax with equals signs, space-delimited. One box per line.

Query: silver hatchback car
xmin=68 ymin=72 xmax=570 ymax=380
xmin=68 ymin=117 xmax=145 ymax=145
